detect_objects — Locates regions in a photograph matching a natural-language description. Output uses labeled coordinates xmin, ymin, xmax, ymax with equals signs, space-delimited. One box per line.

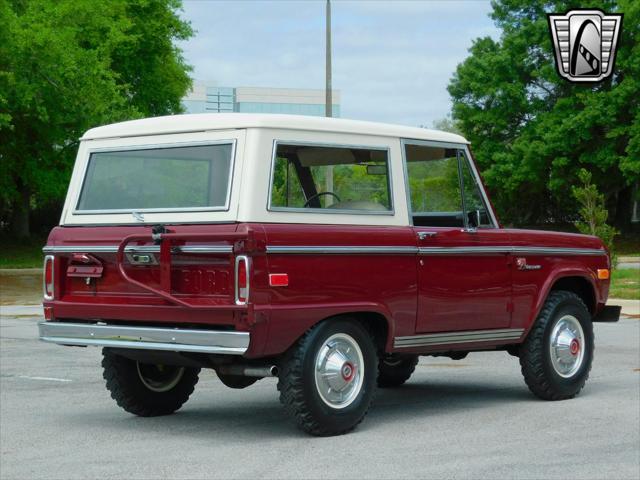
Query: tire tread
xmin=102 ymin=349 xmax=199 ymax=417
xmin=277 ymin=321 xmax=376 ymax=436
xmin=519 ymin=290 xmax=593 ymax=401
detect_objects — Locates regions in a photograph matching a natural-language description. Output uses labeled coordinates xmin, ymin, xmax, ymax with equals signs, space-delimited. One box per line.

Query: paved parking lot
xmin=1 ymin=311 xmax=638 ymax=479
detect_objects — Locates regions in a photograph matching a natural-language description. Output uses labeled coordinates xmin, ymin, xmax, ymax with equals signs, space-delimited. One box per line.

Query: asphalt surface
xmin=1 ymin=313 xmax=638 ymax=480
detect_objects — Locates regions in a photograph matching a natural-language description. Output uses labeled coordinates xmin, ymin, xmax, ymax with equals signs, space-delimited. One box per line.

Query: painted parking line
xmin=17 ymin=375 xmax=72 ymax=383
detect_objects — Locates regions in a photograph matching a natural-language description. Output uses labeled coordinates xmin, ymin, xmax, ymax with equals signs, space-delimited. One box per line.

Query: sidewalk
xmin=609 ymin=298 xmax=640 ymax=317
xmin=0 ymin=304 xmax=42 ymax=317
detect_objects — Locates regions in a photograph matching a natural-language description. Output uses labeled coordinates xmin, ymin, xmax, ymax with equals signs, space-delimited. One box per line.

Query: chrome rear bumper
xmin=38 ymin=321 xmax=249 ymax=355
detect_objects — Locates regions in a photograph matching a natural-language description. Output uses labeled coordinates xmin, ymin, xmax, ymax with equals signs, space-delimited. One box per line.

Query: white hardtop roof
xmin=81 ymin=113 xmax=469 ymax=144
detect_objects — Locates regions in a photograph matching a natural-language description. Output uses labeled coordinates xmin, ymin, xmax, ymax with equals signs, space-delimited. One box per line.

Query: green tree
xmin=0 ymin=0 xmax=193 ymax=237
xmin=431 ymin=115 xmax=463 ymax=136
xmin=573 ymin=169 xmax=619 ymax=265
xmin=448 ymin=0 xmax=639 ymax=230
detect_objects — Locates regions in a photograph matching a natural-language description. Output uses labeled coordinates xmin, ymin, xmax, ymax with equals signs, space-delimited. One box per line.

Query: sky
xmin=178 ymin=0 xmax=500 ymax=127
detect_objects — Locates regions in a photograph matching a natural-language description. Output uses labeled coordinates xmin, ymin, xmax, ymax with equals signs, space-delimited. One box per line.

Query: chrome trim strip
xmin=44 ymin=244 xmax=604 ymax=257
xmin=42 ymin=245 xmax=234 ymax=254
xmin=38 ymin=322 xmax=249 ymax=355
xmin=418 ymin=246 xmax=605 ymax=256
xmin=418 ymin=246 xmax=509 ymax=255
xmin=179 ymin=245 xmax=234 ymax=254
xmin=265 ymin=245 xmax=604 ymax=256
xmin=266 ymin=246 xmax=419 ymax=255
xmin=234 ymin=255 xmax=250 ymax=305
xmin=43 ymin=255 xmax=54 ymax=301
xmin=510 ymin=247 xmax=605 ymax=256
xmin=394 ymin=328 xmax=524 ymax=348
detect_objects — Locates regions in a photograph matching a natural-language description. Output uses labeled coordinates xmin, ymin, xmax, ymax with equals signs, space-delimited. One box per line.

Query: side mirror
xmin=468 ymin=209 xmax=482 ymax=227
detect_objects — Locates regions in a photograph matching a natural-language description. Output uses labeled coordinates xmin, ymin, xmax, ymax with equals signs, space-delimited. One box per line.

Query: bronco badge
xmin=548 ymin=9 xmax=622 ymax=83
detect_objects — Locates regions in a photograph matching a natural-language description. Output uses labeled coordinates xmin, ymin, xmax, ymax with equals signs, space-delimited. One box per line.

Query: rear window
xmin=76 ymin=143 xmax=234 ymax=212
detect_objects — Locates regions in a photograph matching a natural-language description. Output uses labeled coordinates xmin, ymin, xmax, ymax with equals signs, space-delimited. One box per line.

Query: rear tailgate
xmin=43 ymin=223 xmax=252 ymax=327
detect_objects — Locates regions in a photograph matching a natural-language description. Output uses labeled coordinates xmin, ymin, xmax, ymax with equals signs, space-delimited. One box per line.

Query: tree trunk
xmin=10 ymin=188 xmax=30 ymax=238
xmin=612 ymin=184 xmax=633 ymax=233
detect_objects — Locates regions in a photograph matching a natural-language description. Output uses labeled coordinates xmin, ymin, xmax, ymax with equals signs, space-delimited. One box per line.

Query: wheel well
xmin=333 ymin=312 xmax=390 ymax=353
xmin=550 ymin=276 xmax=596 ymax=313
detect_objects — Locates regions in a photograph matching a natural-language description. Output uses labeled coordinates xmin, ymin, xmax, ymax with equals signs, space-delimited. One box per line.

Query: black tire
xmin=217 ymin=372 xmax=258 ymax=389
xmin=519 ymin=291 xmax=594 ymax=401
xmin=377 ymin=354 xmax=419 ymax=388
xmin=102 ymin=349 xmax=200 ymax=417
xmin=277 ymin=319 xmax=377 ymax=436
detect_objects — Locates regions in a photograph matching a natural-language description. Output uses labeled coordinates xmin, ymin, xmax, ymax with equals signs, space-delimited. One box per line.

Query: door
xmin=403 ymin=141 xmax=512 ymax=333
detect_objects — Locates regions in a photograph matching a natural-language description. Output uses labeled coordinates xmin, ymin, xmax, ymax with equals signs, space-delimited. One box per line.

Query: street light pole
xmin=325 ymin=0 xmax=332 ymax=118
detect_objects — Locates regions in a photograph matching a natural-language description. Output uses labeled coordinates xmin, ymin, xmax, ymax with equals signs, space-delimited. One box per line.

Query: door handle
xmin=417 ymin=231 xmax=438 ymax=240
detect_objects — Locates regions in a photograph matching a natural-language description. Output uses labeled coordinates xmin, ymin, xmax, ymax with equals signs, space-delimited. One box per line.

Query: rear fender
xmin=248 ymin=303 xmax=395 ymax=358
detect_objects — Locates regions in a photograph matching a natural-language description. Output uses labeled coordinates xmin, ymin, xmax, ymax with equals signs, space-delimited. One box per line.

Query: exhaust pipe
xmin=216 ymin=364 xmax=278 ymax=378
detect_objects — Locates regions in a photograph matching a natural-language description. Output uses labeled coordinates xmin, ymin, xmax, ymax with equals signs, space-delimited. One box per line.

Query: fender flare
xmin=522 ymin=267 xmax=598 ymax=338
xmin=248 ymin=302 xmax=396 ymax=358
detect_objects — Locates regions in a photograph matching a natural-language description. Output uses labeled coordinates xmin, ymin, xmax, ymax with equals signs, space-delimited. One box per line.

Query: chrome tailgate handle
xmin=417 ymin=231 xmax=438 ymax=240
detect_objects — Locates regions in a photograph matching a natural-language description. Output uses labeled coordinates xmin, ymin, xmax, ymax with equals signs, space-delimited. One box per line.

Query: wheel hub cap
xmin=136 ymin=362 xmax=185 ymax=393
xmin=314 ymin=333 xmax=364 ymax=409
xmin=570 ymin=338 xmax=580 ymax=355
xmin=341 ymin=362 xmax=355 ymax=381
xmin=549 ymin=315 xmax=585 ymax=378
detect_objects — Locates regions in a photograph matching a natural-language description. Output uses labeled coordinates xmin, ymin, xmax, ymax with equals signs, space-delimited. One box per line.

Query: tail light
xmin=43 ymin=255 xmax=55 ymax=300
xmin=235 ymin=255 xmax=250 ymax=305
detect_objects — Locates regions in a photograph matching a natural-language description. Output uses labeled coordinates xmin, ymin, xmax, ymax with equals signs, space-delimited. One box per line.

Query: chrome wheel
xmin=314 ymin=333 xmax=364 ymax=409
xmin=136 ymin=362 xmax=185 ymax=393
xmin=549 ymin=315 xmax=585 ymax=378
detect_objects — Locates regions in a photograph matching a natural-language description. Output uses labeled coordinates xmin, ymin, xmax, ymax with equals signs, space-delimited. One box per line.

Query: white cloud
xmin=178 ymin=0 xmax=499 ymax=127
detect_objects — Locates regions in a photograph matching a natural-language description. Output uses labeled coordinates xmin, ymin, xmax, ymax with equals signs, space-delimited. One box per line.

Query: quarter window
xmin=270 ymin=143 xmax=392 ymax=212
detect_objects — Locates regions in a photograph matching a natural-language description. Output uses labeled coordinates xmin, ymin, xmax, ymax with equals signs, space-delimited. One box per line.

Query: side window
xmin=459 ymin=152 xmax=493 ymax=228
xmin=270 ymin=143 xmax=392 ymax=212
xmin=404 ymin=143 xmax=492 ymax=228
xmin=405 ymin=144 xmax=463 ymax=227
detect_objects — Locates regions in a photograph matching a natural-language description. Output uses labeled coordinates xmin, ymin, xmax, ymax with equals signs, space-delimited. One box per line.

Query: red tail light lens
xmin=235 ymin=256 xmax=249 ymax=305
xmin=43 ymin=255 xmax=55 ymax=300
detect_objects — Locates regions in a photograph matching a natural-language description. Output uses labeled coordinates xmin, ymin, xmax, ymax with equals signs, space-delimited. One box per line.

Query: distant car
xmin=39 ymin=114 xmax=620 ymax=436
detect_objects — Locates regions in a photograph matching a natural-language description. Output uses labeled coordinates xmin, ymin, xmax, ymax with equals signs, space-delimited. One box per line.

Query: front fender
xmin=522 ymin=266 xmax=599 ymax=338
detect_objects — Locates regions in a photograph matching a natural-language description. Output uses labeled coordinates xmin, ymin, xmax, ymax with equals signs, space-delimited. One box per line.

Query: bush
xmin=572 ymin=169 xmax=619 ymax=267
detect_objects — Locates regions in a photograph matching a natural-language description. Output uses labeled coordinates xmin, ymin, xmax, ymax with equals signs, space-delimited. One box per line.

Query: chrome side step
xmin=394 ymin=328 xmax=524 ymax=349
xmin=38 ymin=322 xmax=249 ymax=355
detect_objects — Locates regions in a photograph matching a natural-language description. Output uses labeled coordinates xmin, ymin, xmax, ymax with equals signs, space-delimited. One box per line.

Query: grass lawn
xmin=609 ymin=269 xmax=640 ymax=300
xmin=0 ymin=237 xmax=45 ymax=269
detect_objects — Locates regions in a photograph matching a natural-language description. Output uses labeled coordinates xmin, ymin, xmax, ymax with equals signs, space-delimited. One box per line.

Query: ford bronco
xmin=39 ymin=113 xmax=620 ymax=436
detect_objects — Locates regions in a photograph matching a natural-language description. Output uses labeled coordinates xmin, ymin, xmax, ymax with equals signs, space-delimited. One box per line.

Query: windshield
xmin=76 ymin=143 xmax=234 ymax=212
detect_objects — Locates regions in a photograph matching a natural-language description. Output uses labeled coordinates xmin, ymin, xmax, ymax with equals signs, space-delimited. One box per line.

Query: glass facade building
xmin=182 ymin=83 xmax=340 ymax=117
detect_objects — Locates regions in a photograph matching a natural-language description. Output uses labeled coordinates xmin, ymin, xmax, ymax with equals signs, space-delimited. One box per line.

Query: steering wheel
xmin=303 ymin=191 xmax=341 ymax=208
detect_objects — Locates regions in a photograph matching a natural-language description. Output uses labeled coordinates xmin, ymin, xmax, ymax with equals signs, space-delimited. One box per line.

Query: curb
xmin=618 ymin=256 xmax=640 ymax=264
xmin=0 ymin=269 xmax=41 ymax=275
xmin=608 ymin=299 xmax=640 ymax=317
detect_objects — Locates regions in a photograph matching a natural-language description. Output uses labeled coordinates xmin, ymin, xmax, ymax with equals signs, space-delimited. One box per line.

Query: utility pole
xmin=325 ymin=0 xmax=332 ymax=118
